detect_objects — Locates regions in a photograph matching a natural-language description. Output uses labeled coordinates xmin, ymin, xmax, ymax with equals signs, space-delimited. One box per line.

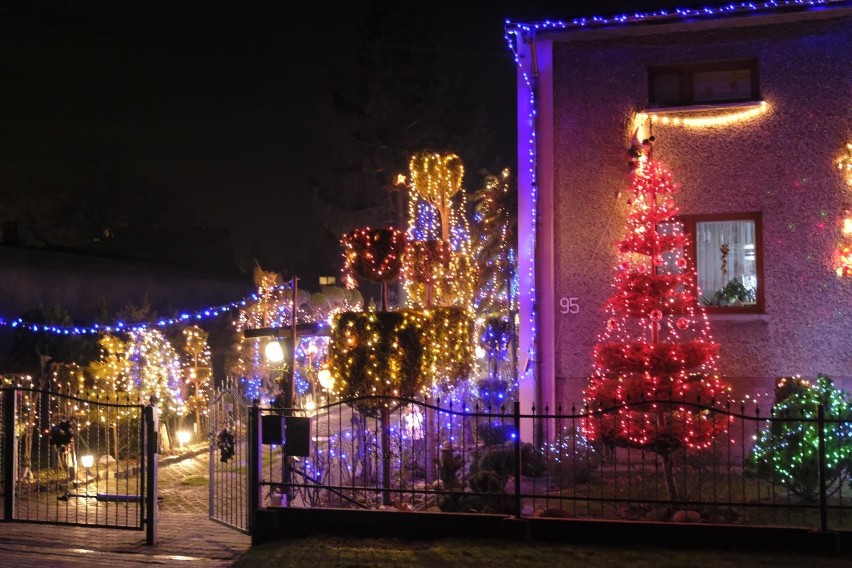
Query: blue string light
xmin=1 ymin=283 xmax=310 ymax=336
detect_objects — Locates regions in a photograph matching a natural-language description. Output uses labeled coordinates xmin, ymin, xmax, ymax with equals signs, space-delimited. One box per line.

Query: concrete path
xmin=0 ymin=448 xmax=251 ymax=567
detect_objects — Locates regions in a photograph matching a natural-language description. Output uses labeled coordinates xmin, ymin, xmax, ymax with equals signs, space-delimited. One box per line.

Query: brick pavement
xmin=0 ymin=447 xmax=251 ymax=567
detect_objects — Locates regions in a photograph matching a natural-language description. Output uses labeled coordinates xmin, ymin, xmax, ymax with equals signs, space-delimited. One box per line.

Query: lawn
xmin=232 ymin=536 xmax=852 ymax=568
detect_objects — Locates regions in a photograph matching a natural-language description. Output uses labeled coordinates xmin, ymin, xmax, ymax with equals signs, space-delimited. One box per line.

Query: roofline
xmin=506 ymin=0 xmax=851 ymax=46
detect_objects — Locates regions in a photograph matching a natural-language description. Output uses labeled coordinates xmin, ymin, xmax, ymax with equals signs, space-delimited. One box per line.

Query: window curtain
xmin=695 ymin=220 xmax=756 ymax=302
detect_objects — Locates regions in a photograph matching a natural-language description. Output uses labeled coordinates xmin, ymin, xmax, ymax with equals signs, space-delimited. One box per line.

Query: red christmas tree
xmin=583 ymin=139 xmax=732 ymax=502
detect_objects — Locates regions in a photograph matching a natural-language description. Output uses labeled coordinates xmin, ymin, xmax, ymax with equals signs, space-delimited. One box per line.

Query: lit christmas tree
xmin=583 ymin=137 xmax=732 ymax=503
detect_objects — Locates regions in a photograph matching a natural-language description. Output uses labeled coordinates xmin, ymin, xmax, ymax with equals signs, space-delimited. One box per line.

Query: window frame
xmin=680 ymin=211 xmax=765 ymax=314
xmin=648 ymin=59 xmax=760 ymax=108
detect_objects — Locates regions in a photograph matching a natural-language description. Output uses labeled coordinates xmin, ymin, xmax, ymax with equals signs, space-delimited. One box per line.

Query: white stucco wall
xmin=547 ymin=14 xmax=852 ymax=405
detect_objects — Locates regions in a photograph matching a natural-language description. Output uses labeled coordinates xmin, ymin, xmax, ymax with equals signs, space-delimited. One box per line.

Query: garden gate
xmin=0 ymin=386 xmax=158 ymax=544
xmin=208 ymin=385 xmax=255 ymax=534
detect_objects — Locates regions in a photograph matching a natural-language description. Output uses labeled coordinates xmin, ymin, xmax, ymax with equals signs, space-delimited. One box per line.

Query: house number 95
xmin=560 ymin=297 xmax=580 ymax=314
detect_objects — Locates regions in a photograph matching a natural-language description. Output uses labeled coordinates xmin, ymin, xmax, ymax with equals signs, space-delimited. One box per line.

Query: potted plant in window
xmin=709 ymin=278 xmax=755 ymax=306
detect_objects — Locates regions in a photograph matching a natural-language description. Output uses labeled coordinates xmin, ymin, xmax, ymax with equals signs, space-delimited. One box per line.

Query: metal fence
xmin=250 ymin=395 xmax=852 ymax=531
xmin=0 ymin=387 xmax=157 ymax=541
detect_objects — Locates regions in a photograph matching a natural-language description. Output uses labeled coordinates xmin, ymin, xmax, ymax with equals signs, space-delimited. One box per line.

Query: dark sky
xmin=0 ymin=0 xmax=693 ymax=285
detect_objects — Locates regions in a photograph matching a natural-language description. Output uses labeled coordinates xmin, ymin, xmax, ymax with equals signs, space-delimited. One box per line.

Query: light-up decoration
xmin=837 ymin=212 xmax=852 ymax=278
xmin=182 ymin=325 xmax=211 ymax=428
xmin=231 ymin=268 xmax=300 ymax=400
xmin=834 ymin=141 xmax=852 ymax=277
xmin=749 ymin=375 xmax=852 ymax=501
xmin=403 ymin=152 xmax=477 ymax=310
xmin=409 ymin=152 xmax=464 ymax=243
xmin=636 ymin=101 xmax=768 ymax=129
xmin=472 ymin=168 xmax=518 ymax=317
xmin=583 ymin=151 xmax=732 ymax=501
xmin=505 ymin=0 xmax=833 ymax=408
xmin=838 ymin=141 xmax=852 ymax=186
xmin=341 ymin=227 xmax=406 ymax=310
xmin=0 ymin=283 xmax=297 ymax=336
xmin=329 ymin=307 xmax=473 ymax=409
xmin=88 ymin=334 xmax=134 ymax=398
xmin=126 ymin=328 xmax=184 ymax=418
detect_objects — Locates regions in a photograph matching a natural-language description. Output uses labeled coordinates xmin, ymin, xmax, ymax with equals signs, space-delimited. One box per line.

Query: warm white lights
xmin=318 ymin=368 xmax=334 ymax=391
xmin=637 ymin=101 xmax=768 ymax=129
xmin=264 ymin=340 xmax=285 ymax=363
xmin=177 ymin=430 xmax=191 ymax=447
xmin=80 ymin=454 xmax=94 ymax=469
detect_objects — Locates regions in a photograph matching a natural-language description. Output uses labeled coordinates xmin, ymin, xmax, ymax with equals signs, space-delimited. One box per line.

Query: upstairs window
xmin=649 ymin=59 xmax=759 ymax=107
xmin=681 ymin=212 xmax=765 ymax=313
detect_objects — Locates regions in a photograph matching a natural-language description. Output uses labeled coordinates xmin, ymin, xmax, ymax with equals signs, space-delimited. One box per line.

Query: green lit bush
xmin=747 ymin=374 xmax=852 ymax=502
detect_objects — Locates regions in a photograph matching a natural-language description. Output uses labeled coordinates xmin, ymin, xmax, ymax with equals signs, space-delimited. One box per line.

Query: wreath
xmin=216 ymin=428 xmax=236 ymax=463
xmin=49 ymin=419 xmax=76 ymax=448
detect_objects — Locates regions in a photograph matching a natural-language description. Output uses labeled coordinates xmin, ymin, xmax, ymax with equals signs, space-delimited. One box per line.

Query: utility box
xmin=284 ymin=417 xmax=310 ymax=457
xmin=261 ymin=415 xmax=283 ymax=445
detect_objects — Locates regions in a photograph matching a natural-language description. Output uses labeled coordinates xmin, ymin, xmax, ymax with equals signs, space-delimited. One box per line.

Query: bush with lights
xmin=747 ymin=375 xmax=852 ymax=502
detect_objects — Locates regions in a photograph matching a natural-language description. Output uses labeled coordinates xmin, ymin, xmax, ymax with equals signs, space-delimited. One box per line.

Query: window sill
xmin=707 ymin=312 xmax=769 ymax=322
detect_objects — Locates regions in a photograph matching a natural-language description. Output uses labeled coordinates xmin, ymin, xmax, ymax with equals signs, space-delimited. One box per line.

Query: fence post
xmin=248 ymin=400 xmax=261 ymax=532
xmin=2 ymin=389 xmax=17 ymax=521
xmin=144 ymin=402 xmax=159 ymax=545
xmin=513 ymin=400 xmax=522 ymax=518
xmin=817 ymin=404 xmax=827 ymax=532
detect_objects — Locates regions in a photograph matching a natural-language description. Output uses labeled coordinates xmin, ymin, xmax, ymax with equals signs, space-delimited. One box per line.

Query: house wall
xmin=548 ymin=14 xmax=852 ymax=405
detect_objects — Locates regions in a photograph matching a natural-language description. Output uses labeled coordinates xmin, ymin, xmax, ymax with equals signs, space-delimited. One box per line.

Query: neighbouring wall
xmin=549 ymin=15 xmax=852 ymax=405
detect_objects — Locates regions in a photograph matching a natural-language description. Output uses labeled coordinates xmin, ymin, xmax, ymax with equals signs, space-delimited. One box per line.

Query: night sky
xmin=0 ymin=0 xmax=690 ymax=286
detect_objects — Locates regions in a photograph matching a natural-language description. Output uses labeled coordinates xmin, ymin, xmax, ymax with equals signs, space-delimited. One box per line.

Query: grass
xmin=231 ymin=536 xmax=852 ymax=568
xmin=180 ymin=475 xmax=209 ymax=486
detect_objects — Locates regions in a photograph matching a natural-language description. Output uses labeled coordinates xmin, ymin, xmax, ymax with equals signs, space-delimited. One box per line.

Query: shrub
xmin=747 ymin=374 xmax=852 ymax=502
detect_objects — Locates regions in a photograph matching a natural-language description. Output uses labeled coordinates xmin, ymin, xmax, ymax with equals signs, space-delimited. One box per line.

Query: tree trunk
xmin=380 ymin=407 xmax=392 ymax=506
xmin=661 ymin=451 xmax=680 ymax=505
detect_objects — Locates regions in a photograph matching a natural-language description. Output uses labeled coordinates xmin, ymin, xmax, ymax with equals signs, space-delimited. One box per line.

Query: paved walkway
xmin=0 ymin=448 xmax=251 ymax=567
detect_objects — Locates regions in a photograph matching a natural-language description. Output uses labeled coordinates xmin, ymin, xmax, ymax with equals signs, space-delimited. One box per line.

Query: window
xmin=649 ymin=59 xmax=759 ymax=107
xmin=681 ymin=212 xmax=764 ymax=313
xmin=318 ymin=276 xmax=336 ymax=286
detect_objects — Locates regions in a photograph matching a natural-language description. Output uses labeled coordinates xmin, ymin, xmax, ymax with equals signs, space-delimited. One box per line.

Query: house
xmin=507 ymin=0 xmax=852 ymax=415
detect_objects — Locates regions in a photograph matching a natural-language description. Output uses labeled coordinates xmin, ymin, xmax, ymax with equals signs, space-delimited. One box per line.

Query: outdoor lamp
xmin=81 ymin=454 xmax=94 ymax=480
xmin=265 ymin=340 xmax=285 ymax=363
xmin=177 ymin=430 xmax=191 ymax=448
xmin=318 ymin=368 xmax=334 ymax=391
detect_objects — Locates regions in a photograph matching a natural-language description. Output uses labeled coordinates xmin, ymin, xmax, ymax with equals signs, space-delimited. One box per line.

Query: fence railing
xmin=0 ymin=387 xmax=158 ymax=543
xmin=246 ymin=395 xmax=852 ymax=531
